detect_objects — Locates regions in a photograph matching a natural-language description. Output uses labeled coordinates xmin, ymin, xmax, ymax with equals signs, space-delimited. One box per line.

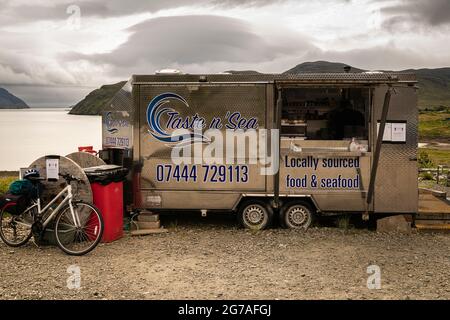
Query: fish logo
xmin=105 ymin=112 xmax=119 ymax=134
xmin=146 ymin=92 xmax=208 ymax=145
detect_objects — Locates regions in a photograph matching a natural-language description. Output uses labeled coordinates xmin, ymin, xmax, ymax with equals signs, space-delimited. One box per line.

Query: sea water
xmin=0 ymin=108 xmax=101 ymax=171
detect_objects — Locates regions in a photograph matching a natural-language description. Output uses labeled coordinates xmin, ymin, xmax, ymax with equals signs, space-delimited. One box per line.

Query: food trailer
xmin=100 ymin=72 xmax=418 ymax=230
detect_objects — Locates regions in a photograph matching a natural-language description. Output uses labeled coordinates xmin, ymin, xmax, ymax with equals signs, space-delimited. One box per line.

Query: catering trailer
xmin=100 ymin=72 xmax=418 ymax=230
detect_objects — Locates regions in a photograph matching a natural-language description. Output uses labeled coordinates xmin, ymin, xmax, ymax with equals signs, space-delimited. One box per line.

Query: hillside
xmin=224 ymin=70 xmax=262 ymax=75
xmin=405 ymin=68 xmax=450 ymax=109
xmin=69 ymin=81 xmax=127 ymax=115
xmin=284 ymin=61 xmax=364 ymax=74
xmin=0 ymin=87 xmax=29 ymax=109
xmin=419 ymin=108 xmax=450 ymax=143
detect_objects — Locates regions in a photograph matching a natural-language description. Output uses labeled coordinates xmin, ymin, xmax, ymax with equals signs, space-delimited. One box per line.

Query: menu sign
xmin=377 ymin=121 xmax=407 ymax=143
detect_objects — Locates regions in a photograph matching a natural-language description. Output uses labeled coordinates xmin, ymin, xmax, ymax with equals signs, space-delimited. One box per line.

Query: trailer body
xmin=101 ymin=73 xmax=418 ymax=219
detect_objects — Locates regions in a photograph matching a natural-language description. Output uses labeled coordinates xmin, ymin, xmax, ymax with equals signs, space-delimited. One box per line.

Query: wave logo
xmin=104 ymin=112 xmax=119 ymax=134
xmin=146 ymin=92 xmax=208 ymax=145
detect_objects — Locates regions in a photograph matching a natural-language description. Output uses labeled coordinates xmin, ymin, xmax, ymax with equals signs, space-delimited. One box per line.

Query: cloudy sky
xmin=1 ymin=0 xmax=449 ymax=107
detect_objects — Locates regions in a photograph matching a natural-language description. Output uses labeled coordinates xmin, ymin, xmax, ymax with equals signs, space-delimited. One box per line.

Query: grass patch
xmin=419 ymin=179 xmax=436 ymax=189
xmin=419 ymin=172 xmax=434 ymax=180
xmin=0 ymin=176 xmax=17 ymax=194
xmin=421 ymin=148 xmax=450 ymax=167
xmin=418 ymin=150 xmax=435 ymax=168
xmin=336 ymin=214 xmax=351 ymax=230
xmin=419 ymin=110 xmax=450 ymax=142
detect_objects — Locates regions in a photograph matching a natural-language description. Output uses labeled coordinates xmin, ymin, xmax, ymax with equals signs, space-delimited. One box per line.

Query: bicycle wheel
xmin=0 ymin=205 xmax=34 ymax=247
xmin=54 ymin=201 xmax=104 ymax=256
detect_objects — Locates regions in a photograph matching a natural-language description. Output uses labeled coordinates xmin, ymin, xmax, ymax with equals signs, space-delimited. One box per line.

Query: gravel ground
xmin=1 ymin=213 xmax=449 ymax=300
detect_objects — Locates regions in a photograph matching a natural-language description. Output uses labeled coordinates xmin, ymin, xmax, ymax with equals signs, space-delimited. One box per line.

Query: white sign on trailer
xmin=377 ymin=122 xmax=406 ymax=142
xmin=392 ymin=123 xmax=407 ymax=142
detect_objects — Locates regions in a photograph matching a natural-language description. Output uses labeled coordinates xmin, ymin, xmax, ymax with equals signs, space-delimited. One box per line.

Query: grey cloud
xmin=0 ymin=48 xmax=75 ymax=85
xmin=0 ymin=0 xmax=354 ymax=27
xmin=65 ymin=15 xmax=313 ymax=76
xmin=91 ymin=0 xmax=289 ymax=16
xmin=1 ymin=84 xmax=94 ymax=108
xmin=0 ymin=0 xmax=290 ymax=26
xmin=380 ymin=0 xmax=450 ymax=30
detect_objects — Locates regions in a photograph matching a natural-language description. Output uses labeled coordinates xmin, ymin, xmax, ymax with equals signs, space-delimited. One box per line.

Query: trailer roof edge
xmin=131 ymin=73 xmax=417 ymax=85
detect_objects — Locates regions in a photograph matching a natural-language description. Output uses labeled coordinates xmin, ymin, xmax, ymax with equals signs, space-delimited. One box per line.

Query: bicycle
xmin=0 ymin=173 xmax=104 ymax=256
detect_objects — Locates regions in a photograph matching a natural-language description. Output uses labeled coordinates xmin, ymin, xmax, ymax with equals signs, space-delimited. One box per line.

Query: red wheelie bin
xmin=84 ymin=165 xmax=128 ymax=243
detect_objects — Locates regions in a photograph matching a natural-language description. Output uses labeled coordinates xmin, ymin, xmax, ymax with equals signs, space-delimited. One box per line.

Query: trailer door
xmin=372 ymin=85 xmax=418 ymax=213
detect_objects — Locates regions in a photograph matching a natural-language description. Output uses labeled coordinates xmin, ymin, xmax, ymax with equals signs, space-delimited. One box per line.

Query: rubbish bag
xmin=84 ymin=165 xmax=129 ymax=185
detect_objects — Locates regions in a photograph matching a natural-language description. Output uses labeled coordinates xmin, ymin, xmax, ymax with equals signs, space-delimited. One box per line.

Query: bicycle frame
xmin=31 ymin=183 xmax=81 ymax=229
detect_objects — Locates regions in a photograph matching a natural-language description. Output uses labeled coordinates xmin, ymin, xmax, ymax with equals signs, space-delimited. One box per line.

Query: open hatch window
xmin=281 ymin=87 xmax=370 ymax=141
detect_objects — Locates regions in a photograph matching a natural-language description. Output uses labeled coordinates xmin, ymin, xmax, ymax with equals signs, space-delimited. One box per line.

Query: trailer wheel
xmin=238 ymin=200 xmax=273 ymax=230
xmin=280 ymin=202 xmax=315 ymax=230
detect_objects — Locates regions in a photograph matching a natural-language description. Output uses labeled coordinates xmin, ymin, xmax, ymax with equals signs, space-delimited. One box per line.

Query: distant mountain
xmin=0 ymin=88 xmax=29 ymax=109
xmin=69 ymin=81 xmax=127 ymax=115
xmin=224 ymin=70 xmax=262 ymax=75
xmin=284 ymin=61 xmax=364 ymax=74
xmin=404 ymin=68 xmax=450 ymax=109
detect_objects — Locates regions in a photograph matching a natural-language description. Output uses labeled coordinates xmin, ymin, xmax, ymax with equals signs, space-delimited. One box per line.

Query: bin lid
xmin=83 ymin=164 xmax=122 ymax=173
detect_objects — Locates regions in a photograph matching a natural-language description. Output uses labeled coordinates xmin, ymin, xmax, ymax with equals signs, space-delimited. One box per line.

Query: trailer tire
xmin=280 ymin=201 xmax=315 ymax=230
xmin=238 ymin=200 xmax=273 ymax=230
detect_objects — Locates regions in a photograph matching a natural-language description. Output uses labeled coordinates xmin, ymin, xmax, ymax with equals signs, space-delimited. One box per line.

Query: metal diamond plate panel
xmin=107 ymin=80 xmax=134 ymax=114
xmin=373 ymin=85 xmax=418 ymax=213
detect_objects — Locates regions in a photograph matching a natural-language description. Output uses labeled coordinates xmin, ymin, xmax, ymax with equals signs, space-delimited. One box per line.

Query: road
xmin=1 ymin=214 xmax=449 ymax=300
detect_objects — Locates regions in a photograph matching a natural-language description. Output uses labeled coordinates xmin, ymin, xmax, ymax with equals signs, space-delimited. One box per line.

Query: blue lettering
xmin=226 ymin=112 xmax=259 ymax=129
